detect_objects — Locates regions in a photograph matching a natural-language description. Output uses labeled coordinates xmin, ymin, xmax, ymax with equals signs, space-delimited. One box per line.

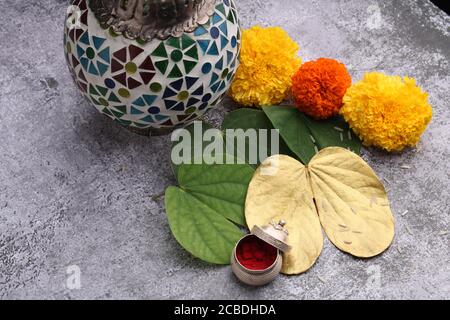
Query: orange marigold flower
xmin=341 ymin=72 xmax=433 ymax=152
xmin=292 ymin=58 xmax=351 ymax=120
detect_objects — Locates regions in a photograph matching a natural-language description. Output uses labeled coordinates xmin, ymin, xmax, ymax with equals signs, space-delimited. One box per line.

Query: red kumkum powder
xmin=236 ymin=235 xmax=278 ymax=271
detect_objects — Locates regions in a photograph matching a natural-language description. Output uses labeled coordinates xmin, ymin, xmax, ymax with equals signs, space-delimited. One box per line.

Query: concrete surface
xmin=0 ymin=0 xmax=449 ymax=300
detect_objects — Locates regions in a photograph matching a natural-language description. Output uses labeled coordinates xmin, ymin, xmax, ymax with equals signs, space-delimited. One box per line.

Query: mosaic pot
xmin=64 ymin=0 xmax=241 ymax=135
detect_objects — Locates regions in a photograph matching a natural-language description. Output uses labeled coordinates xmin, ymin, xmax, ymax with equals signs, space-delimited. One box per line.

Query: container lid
xmin=89 ymin=0 xmax=218 ymax=41
xmin=251 ymin=220 xmax=292 ymax=253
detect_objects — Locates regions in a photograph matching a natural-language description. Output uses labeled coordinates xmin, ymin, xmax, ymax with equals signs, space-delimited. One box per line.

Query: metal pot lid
xmin=251 ymin=220 xmax=292 ymax=253
xmin=89 ymin=0 xmax=219 ymax=41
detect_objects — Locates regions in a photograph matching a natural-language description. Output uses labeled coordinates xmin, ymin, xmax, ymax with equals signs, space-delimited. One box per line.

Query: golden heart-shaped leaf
xmin=309 ymin=147 xmax=395 ymax=258
xmin=245 ymin=148 xmax=395 ymax=274
xmin=245 ymin=155 xmax=324 ymax=275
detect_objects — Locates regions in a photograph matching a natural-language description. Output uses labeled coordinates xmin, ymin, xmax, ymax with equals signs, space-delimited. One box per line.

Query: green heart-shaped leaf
xmin=171 ymin=121 xmax=221 ymax=179
xmin=165 ymin=161 xmax=254 ymax=264
xmin=301 ymin=113 xmax=362 ymax=155
xmin=222 ymin=108 xmax=273 ymax=131
xmin=165 ymin=186 xmax=244 ymax=265
xmin=263 ymin=106 xmax=362 ymax=164
xmin=221 ymin=108 xmax=295 ymax=166
xmin=177 ymin=161 xmax=254 ymax=226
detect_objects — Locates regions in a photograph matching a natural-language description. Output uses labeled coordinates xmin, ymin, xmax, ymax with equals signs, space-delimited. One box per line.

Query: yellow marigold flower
xmin=229 ymin=26 xmax=301 ymax=107
xmin=341 ymin=72 xmax=432 ymax=152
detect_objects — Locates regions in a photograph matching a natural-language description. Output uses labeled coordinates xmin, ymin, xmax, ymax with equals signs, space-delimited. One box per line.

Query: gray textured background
xmin=0 ymin=0 xmax=449 ymax=300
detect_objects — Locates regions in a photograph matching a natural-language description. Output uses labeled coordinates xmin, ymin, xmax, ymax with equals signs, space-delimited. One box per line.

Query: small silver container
xmin=231 ymin=220 xmax=291 ymax=286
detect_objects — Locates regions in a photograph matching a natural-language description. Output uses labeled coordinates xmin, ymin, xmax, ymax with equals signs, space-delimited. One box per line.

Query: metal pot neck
xmin=89 ymin=0 xmax=219 ymax=42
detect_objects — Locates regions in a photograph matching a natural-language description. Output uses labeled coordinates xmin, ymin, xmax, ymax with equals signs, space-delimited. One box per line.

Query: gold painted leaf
xmin=308 ymin=147 xmax=395 ymax=258
xmin=245 ymin=155 xmax=324 ymax=275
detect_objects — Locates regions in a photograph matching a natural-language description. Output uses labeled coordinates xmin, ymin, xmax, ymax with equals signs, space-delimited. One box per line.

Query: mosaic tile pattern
xmin=64 ymin=0 xmax=241 ymax=130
